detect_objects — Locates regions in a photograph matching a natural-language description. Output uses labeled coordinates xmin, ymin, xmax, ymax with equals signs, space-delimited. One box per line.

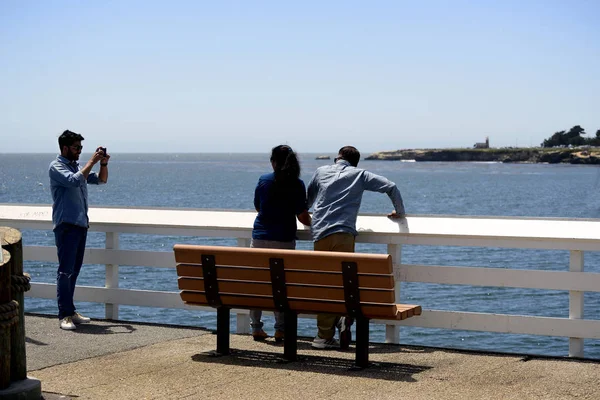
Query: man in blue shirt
xmin=49 ymin=130 xmax=110 ymax=330
xmin=307 ymin=145 xmax=405 ymax=349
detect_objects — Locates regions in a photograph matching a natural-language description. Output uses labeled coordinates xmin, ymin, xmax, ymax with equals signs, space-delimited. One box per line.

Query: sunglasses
xmin=70 ymin=145 xmax=83 ymax=151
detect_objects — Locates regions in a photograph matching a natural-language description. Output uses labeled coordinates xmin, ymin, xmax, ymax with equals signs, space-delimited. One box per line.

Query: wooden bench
xmin=174 ymin=244 xmax=421 ymax=369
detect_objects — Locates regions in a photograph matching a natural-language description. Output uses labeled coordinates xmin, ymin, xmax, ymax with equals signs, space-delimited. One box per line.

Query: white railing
xmin=2 ymin=204 xmax=600 ymax=358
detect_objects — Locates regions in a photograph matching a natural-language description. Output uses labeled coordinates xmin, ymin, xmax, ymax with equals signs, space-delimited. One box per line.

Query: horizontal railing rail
xmin=2 ymin=203 xmax=600 ymax=358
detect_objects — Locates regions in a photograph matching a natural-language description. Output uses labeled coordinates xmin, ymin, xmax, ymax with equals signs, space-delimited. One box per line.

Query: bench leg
xmin=354 ymin=316 xmax=370 ymax=369
xmin=216 ymin=307 xmax=230 ymax=356
xmin=283 ymin=312 xmax=298 ymax=362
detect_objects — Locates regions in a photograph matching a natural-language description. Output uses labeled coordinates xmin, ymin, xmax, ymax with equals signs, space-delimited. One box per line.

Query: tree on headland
xmin=541 ymin=125 xmax=599 ymax=147
xmin=592 ymin=130 xmax=600 ymax=146
xmin=542 ymin=130 xmax=567 ymax=147
xmin=566 ymin=125 xmax=586 ymax=146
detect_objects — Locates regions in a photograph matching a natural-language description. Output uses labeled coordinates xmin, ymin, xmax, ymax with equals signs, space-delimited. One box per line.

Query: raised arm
xmin=362 ymin=170 xmax=406 ymax=217
xmin=97 ymin=148 xmax=110 ymax=184
xmin=82 ymin=148 xmax=105 ymax=180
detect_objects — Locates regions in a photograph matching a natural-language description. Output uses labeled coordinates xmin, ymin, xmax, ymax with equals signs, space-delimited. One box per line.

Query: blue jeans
xmin=54 ymin=223 xmax=88 ymax=320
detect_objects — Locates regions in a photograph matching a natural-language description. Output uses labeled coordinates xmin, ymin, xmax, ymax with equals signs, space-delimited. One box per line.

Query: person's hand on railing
xmin=387 ymin=211 xmax=405 ymax=219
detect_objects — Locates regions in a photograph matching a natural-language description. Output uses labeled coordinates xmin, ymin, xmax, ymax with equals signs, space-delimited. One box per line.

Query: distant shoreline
xmin=364 ymin=148 xmax=600 ymax=164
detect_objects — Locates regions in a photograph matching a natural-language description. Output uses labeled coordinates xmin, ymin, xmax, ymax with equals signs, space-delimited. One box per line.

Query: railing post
xmin=569 ymin=250 xmax=584 ymax=358
xmin=0 ymin=226 xmax=41 ymax=399
xmin=0 ymin=248 xmax=13 ymax=389
xmin=235 ymin=238 xmax=251 ymax=334
xmin=105 ymin=232 xmax=119 ymax=320
xmin=386 ymin=243 xmax=402 ymax=344
xmin=2 ymin=227 xmax=29 ymax=381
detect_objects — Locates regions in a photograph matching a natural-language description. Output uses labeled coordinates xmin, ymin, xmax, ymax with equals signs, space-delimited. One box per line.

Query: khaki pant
xmin=314 ymin=233 xmax=355 ymax=340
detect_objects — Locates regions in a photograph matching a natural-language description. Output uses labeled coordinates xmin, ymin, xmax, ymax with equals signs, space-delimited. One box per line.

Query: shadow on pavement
xmin=191 ymin=340 xmax=432 ymax=382
xmin=244 ymin=335 xmax=436 ymax=356
xmin=70 ymin=323 xmax=136 ymax=335
xmin=42 ymin=392 xmax=77 ymax=399
xmin=26 ymin=337 xmax=48 ymax=346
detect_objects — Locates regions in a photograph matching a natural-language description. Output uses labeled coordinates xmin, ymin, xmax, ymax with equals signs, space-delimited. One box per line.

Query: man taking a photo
xmin=49 ymin=129 xmax=110 ymax=330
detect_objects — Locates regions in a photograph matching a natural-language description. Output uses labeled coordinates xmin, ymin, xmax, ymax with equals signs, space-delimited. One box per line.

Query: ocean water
xmin=1 ymin=152 xmax=600 ymax=358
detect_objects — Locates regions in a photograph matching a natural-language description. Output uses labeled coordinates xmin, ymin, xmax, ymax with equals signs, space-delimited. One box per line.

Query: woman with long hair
xmin=250 ymin=145 xmax=311 ymax=341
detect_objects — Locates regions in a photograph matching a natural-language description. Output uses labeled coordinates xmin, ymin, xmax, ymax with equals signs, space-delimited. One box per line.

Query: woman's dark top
xmin=252 ymin=172 xmax=308 ymax=242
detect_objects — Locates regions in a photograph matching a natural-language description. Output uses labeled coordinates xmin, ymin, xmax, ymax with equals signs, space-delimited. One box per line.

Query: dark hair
xmin=270 ymin=145 xmax=301 ymax=185
xmin=338 ymin=146 xmax=360 ymax=167
xmin=58 ymin=130 xmax=85 ymax=150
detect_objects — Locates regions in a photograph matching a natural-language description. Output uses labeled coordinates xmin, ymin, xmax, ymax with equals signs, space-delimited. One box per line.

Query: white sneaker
xmin=311 ymin=336 xmax=339 ymax=349
xmin=72 ymin=312 xmax=91 ymax=324
xmin=60 ymin=316 xmax=76 ymax=330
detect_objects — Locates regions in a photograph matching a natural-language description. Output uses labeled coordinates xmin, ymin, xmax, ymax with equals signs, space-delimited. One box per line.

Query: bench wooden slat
xmin=174 ymin=245 xmax=392 ymax=274
xmin=180 ymin=291 xmax=417 ymax=320
xmin=178 ymin=277 xmax=396 ymax=303
xmin=395 ymin=304 xmax=422 ymax=319
xmin=177 ymin=264 xmax=394 ymax=289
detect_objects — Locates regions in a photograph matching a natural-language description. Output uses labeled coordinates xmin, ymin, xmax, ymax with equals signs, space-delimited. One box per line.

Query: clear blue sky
xmin=1 ymin=1 xmax=599 ymax=154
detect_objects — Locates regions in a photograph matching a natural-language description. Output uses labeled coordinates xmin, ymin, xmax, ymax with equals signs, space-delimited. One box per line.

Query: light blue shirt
xmin=49 ymin=155 xmax=102 ymax=230
xmin=307 ymin=160 xmax=405 ymax=242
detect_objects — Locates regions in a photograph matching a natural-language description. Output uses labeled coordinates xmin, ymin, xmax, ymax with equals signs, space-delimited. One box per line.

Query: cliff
xmin=364 ymin=148 xmax=600 ymax=164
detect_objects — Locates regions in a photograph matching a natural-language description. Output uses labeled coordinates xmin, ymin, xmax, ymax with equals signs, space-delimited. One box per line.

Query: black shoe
xmin=339 ymin=317 xmax=353 ymax=350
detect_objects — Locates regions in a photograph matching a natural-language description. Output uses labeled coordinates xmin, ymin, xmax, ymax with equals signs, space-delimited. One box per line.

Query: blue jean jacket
xmin=49 ymin=155 xmax=101 ymax=230
xmin=307 ymin=159 xmax=405 ymax=242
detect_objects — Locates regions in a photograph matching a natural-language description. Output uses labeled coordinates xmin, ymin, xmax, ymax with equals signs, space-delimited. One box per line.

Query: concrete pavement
xmin=22 ymin=314 xmax=600 ymax=400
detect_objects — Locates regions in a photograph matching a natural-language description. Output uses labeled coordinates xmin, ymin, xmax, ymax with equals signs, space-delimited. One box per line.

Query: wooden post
xmin=0 ymin=227 xmax=28 ymax=381
xmin=235 ymin=238 xmax=251 ymax=334
xmin=0 ymin=249 xmax=13 ymax=389
xmin=105 ymin=231 xmax=119 ymax=320
xmin=385 ymin=243 xmax=402 ymax=344
xmin=569 ymin=250 xmax=584 ymax=358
